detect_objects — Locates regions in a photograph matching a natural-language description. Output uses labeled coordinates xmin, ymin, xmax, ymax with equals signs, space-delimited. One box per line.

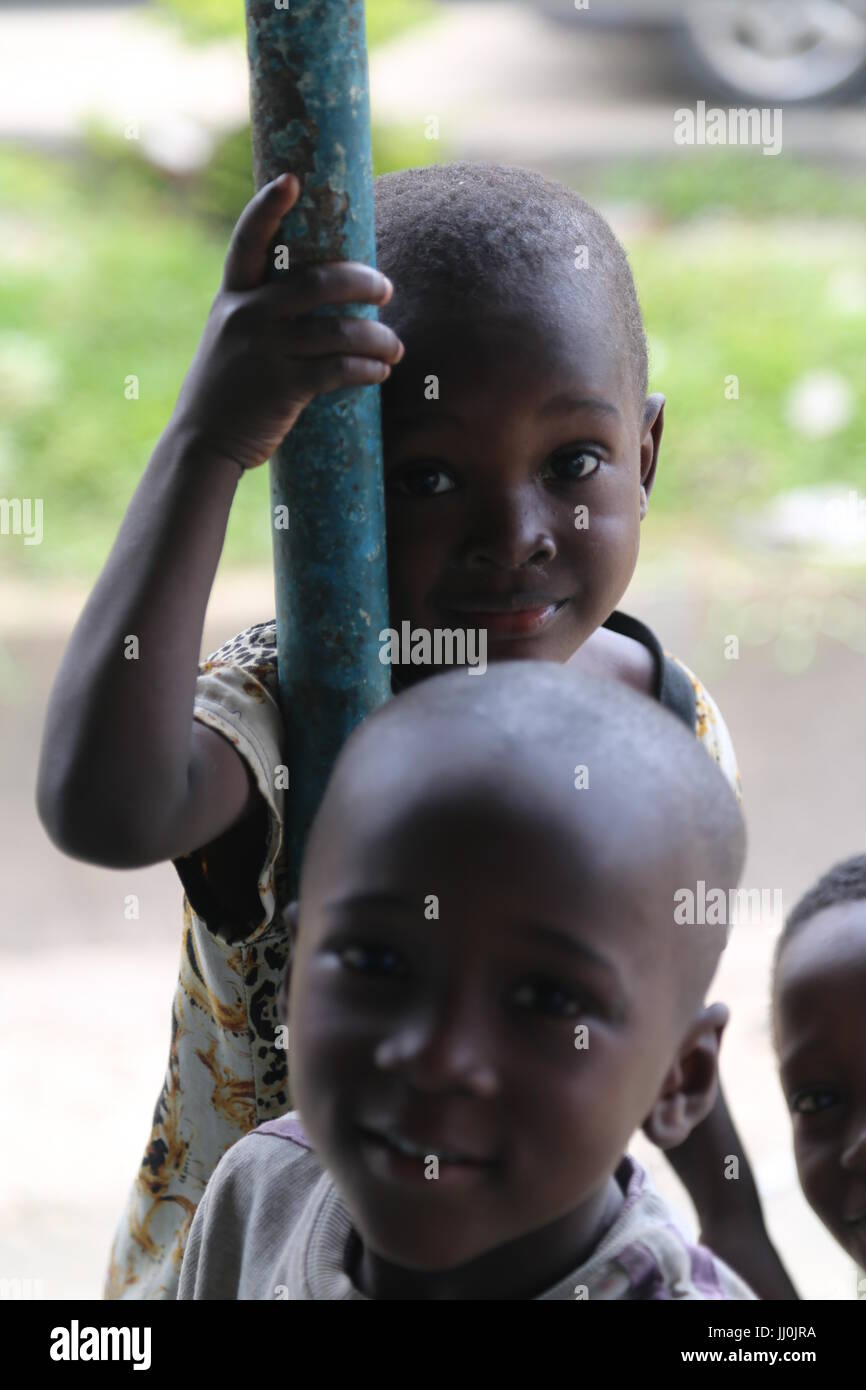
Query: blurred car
xmin=445 ymin=0 xmax=866 ymax=104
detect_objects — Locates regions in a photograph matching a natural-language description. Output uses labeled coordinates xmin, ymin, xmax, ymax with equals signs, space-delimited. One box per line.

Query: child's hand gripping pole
xmin=244 ymin=1 xmax=391 ymax=892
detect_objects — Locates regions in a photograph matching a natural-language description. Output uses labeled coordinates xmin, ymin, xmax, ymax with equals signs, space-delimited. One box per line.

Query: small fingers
xmin=292 ymin=355 xmax=394 ymax=397
xmin=222 ymin=174 xmax=300 ymax=293
xmin=248 ymin=261 xmax=394 ymax=317
xmin=273 ymin=315 xmax=404 ymax=363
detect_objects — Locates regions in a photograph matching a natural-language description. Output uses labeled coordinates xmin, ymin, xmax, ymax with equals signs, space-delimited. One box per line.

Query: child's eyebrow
xmin=522 ymin=923 xmax=622 ymax=983
xmin=777 ymin=1035 xmax=833 ymax=1074
xmin=386 ymin=408 xmax=463 ymax=437
xmin=386 ymin=396 xmax=621 ymax=439
xmin=538 ymin=394 xmax=621 ymax=421
xmin=321 ymin=891 xmax=418 ymax=917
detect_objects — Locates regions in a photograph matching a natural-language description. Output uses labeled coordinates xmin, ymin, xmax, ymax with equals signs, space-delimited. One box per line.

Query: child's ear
xmin=642 ymin=1001 xmax=728 ymax=1149
xmin=639 ymin=393 xmax=665 ymax=519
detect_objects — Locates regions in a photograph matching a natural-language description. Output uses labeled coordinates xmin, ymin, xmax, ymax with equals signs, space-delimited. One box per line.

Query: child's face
xmin=380 ymin=291 xmax=662 ymax=668
xmin=773 ymin=901 xmax=866 ymax=1267
xmin=288 ymin=740 xmax=697 ymax=1289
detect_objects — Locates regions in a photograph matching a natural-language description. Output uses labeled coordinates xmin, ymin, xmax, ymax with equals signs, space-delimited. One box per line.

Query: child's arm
xmin=37 ymin=173 xmax=402 ymax=869
xmin=665 ymin=1086 xmax=800 ymax=1300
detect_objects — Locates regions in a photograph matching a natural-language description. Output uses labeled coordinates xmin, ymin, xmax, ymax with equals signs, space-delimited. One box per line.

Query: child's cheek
xmin=572 ymin=505 xmax=639 ymax=589
xmin=793 ymin=1130 xmax=836 ymax=1221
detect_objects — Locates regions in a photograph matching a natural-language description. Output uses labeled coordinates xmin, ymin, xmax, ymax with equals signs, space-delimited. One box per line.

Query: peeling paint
xmin=245 ymin=0 xmax=391 ymax=891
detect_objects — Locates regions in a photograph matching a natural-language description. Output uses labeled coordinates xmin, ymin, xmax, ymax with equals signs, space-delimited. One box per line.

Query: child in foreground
xmin=178 ymin=663 xmax=756 ymax=1301
xmin=37 ymin=161 xmax=764 ymax=1299
xmin=772 ymin=854 xmax=866 ymax=1290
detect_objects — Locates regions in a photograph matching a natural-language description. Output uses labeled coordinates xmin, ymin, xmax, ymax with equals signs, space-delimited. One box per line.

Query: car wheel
xmin=675 ymin=0 xmax=866 ymax=105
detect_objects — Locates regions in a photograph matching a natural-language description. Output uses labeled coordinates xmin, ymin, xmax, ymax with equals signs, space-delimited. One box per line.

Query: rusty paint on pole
xmin=244 ymin=1 xmax=390 ymax=891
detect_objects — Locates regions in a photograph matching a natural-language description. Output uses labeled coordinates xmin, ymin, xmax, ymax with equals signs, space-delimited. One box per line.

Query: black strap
xmin=602 ymin=610 xmax=696 ymax=733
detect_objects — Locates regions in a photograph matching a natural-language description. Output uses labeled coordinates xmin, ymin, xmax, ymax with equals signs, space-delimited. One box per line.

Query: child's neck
xmin=568 ymin=622 xmax=656 ymax=697
xmin=390 ymin=619 xmax=657 ymax=699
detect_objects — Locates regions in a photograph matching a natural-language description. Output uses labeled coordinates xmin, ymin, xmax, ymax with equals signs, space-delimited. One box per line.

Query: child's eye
xmin=544 ymin=450 xmax=601 ymax=483
xmin=389 ymin=465 xmax=457 ymax=498
xmin=792 ymin=1087 xmax=840 ymax=1116
xmin=338 ymin=944 xmax=408 ymax=978
xmin=512 ymin=980 xmax=585 ymax=1019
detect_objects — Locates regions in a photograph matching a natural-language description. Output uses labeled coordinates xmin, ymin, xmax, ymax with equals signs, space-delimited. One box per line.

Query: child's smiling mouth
xmin=436 ymin=594 xmax=569 ymax=640
xmin=357 ymin=1124 xmax=500 ymax=1187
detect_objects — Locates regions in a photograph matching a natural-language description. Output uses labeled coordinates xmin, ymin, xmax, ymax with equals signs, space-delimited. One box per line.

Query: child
xmin=177 ymin=662 xmax=756 ymax=1300
xmin=772 ymin=854 xmax=866 ymax=1285
xmin=37 ymin=162 xmax=744 ymax=1300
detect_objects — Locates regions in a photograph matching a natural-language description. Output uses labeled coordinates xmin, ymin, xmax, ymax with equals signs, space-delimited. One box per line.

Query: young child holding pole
xmin=37 ymin=162 xmax=776 ymax=1300
xmin=177 ymin=662 xmax=757 ymax=1301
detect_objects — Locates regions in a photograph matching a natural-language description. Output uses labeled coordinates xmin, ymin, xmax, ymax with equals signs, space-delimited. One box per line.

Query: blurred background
xmin=1 ymin=0 xmax=865 ymax=1299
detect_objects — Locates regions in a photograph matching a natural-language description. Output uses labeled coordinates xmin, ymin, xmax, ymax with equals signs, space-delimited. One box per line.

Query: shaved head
xmin=374 ymin=161 xmax=649 ymax=419
xmin=301 ymin=662 xmax=745 ymax=1018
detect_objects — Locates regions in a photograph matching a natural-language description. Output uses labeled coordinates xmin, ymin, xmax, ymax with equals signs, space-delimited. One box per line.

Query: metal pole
xmin=244 ymin=1 xmax=391 ymax=892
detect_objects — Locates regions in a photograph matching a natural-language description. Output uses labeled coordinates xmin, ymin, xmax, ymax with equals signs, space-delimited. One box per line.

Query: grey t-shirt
xmin=177 ymin=1113 xmax=756 ymax=1301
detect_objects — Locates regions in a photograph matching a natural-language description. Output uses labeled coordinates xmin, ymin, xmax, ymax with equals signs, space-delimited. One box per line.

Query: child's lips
xmin=358 ymin=1123 xmax=495 ymax=1166
xmin=438 ymin=596 xmax=568 ymax=639
xmin=357 ymin=1125 xmax=499 ymax=1188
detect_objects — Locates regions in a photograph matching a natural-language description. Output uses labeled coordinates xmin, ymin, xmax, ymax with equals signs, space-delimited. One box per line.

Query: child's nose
xmin=462 ymin=491 xmax=557 ymax=570
xmin=373 ymin=997 xmax=500 ymax=1098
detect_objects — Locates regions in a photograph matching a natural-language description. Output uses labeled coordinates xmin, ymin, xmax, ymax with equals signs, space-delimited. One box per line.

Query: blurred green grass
xmin=1 ymin=134 xmax=864 ymax=579
xmin=149 ymin=0 xmax=438 ymax=49
xmin=578 ymin=152 xmax=866 ymax=223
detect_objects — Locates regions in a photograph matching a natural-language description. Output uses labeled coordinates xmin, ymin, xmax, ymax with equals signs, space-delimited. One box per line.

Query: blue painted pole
xmin=244 ymin=1 xmax=391 ymax=891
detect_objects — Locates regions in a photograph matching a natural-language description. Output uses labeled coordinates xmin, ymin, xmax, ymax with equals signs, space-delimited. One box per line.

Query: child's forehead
xmin=384 ymin=298 xmax=633 ymax=419
xmin=333 ymin=748 xmax=681 ymax=940
xmin=390 ymin=278 xmax=611 ymax=351
xmin=305 ymin=686 xmax=728 ymax=1009
xmin=776 ymin=901 xmax=866 ymax=1008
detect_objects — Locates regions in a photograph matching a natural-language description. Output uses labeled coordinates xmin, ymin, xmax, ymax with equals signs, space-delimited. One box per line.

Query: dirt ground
xmin=1 ymin=536 xmax=863 ymax=1301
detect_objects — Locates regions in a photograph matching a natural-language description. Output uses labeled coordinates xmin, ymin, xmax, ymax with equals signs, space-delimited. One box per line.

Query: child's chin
xmin=358 ymin=1227 xmax=492 ymax=1274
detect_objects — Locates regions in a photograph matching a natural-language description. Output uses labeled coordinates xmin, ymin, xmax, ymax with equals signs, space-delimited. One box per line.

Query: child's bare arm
xmin=37 ymin=429 xmax=255 ymax=867
xmin=37 ymin=174 xmax=402 ymax=868
xmin=666 ymin=1086 xmax=799 ymax=1300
